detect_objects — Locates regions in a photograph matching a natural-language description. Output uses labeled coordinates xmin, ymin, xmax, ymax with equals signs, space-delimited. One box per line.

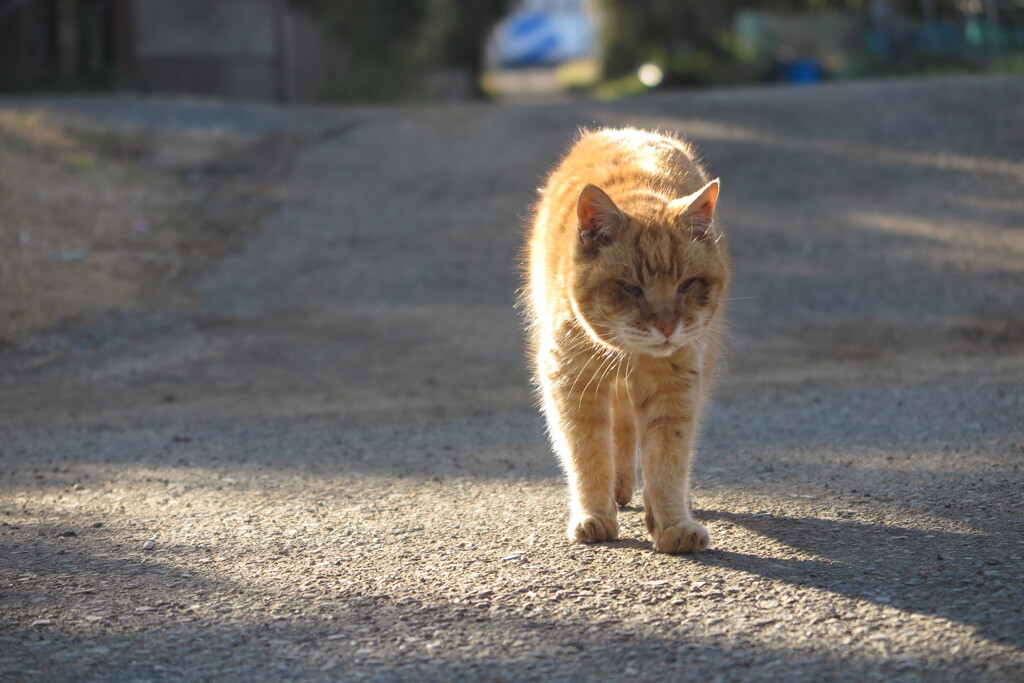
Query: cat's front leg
xmin=540 ymin=360 xmax=619 ymax=543
xmin=636 ymin=386 xmax=709 ymax=554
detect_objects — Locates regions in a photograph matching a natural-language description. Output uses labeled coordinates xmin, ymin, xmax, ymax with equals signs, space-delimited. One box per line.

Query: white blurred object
xmin=638 ymin=63 xmax=664 ymax=87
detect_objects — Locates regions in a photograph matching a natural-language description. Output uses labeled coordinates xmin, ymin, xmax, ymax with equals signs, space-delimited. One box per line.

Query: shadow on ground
xmin=4 ymin=519 xmax=1005 ymax=681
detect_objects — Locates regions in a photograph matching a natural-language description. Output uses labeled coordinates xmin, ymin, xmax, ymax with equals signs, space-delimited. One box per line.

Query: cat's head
xmin=569 ymin=179 xmax=729 ymax=358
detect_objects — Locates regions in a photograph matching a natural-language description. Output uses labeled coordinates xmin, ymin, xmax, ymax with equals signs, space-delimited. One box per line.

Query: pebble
xmin=143 ymin=540 xmax=156 ymax=550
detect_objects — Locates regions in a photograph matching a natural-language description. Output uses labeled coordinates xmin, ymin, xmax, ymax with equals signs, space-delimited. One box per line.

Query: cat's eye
xmin=620 ymin=282 xmax=643 ymax=297
xmin=678 ymin=278 xmax=699 ymax=293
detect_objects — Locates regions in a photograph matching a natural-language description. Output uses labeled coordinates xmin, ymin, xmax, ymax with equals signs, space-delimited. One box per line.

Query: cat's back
xmin=532 ymin=129 xmax=707 ymax=243
xmin=553 ymin=128 xmax=705 ymax=194
xmin=528 ymin=129 xmax=710 ymax=303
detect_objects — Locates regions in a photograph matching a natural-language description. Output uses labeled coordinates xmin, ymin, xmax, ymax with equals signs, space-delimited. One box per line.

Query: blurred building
xmin=0 ymin=0 xmax=343 ymax=100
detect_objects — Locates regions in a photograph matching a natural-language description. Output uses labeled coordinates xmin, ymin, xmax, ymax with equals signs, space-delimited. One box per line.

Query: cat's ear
xmin=670 ymin=178 xmax=720 ymax=240
xmin=576 ymin=184 xmax=622 ymax=247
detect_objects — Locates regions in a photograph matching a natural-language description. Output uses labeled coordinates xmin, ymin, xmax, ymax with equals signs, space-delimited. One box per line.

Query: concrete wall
xmin=0 ymin=0 xmax=345 ymax=101
xmin=132 ymin=0 xmax=280 ymax=99
xmin=129 ymin=0 xmax=343 ymax=101
xmin=133 ymin=0 xmax=277 ymax=59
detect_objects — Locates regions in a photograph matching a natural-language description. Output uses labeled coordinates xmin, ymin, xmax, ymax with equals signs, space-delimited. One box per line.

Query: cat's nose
xmin=653 ymin=314 xmax=677 ymax=338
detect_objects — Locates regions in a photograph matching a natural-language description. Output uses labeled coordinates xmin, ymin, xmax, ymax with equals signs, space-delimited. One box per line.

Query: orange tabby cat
xmin=524 ymin=128 xmax=729 ymax=554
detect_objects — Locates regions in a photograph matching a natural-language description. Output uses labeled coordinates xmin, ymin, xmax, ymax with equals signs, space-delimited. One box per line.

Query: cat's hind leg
xmin=611 ymin=378 xmax=638 ymax=507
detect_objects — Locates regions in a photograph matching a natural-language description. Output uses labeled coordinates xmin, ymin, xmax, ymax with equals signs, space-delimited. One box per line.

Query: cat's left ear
xmin=670 ymin=178 xmax=720 ymax=240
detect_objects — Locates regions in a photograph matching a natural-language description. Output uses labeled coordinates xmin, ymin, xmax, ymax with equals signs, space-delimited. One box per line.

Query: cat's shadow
xmin=583 ymin=507 xmax=1014 ymax=648
xmin=602 ymin=536 xmax=653 ymax=551
xmin=606 ymin=504 xmax=653 ymax=550
xmin=693 ymin=509 xmax=1011 ymax=648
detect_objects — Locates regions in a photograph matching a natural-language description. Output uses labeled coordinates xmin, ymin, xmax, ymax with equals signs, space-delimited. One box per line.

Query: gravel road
xmin=2 ymin=76 xmax=1023 ymax=681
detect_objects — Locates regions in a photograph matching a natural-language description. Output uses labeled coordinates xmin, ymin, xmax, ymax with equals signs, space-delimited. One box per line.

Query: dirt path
xmin=2 ymin=77 xmax=1023 ymax=681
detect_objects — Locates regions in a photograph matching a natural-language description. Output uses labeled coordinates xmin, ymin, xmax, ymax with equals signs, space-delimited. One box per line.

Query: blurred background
xmin=1 ymin=0 xmax=1023 ymax=103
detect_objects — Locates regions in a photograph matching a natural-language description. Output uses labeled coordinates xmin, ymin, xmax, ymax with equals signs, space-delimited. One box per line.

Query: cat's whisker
xmin=621 ymin=349 xmax=639 ymax=402
xmin=606 ymin=350 xmax=622 ymax=393
xmin=576 ymin=351 xmax=620 ymax=412
xmin=719 ymin=334 xmax=744 ymax=351
xmin=595 ymin=350 xmax=622 ymax=393
xmin=564 ymin=345 xmax=603 ymax=398
xmin=708 ymin=318 xmax=743 ymax=349
xmin=556 ymin=328 xmax=613 ymax=355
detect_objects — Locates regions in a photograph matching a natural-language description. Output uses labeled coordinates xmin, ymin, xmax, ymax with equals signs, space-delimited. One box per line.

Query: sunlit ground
xmin=2 ymin=75 xmax=1022 ymax=679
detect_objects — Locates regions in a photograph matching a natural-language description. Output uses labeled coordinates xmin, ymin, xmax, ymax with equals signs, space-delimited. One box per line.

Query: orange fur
xmin=523 ymin=128 xmax=730 ymax=553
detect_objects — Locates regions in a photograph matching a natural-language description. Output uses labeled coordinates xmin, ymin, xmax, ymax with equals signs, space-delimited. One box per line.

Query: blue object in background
xmin=505 ymin=11 xmax=562 ymax=65
xmin=496 ymin=9 xmax=594 ymax=67
xmin=785 ymin=59 xmax=823 ymax=84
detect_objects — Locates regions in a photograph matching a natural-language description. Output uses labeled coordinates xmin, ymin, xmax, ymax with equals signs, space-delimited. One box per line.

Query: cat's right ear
xmin=576 ymin=184 xmax=621 ymax=248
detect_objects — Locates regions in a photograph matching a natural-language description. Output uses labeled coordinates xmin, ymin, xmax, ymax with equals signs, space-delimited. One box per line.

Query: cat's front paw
xmin=652 ymin=520 xmax=710 ymax=554
xmin=568 ymin=514 xmax=619 ymax=543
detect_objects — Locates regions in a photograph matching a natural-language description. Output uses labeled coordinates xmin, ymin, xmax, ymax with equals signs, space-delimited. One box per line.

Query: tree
xmin=302 ymin=0 xmax=509 ymax=101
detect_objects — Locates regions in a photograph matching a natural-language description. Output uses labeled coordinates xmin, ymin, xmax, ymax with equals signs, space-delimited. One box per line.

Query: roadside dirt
xmin=0 ymin=110 xmax=288 ymax=346
xmin=1 ymin=78 xmax=1022 ymax=681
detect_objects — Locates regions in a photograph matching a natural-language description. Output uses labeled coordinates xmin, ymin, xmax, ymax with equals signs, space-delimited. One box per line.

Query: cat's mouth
xmin=606 ymin=325 xmax=703 ymax=357
xmin=641 ymin=343 xmax=678 ymax=357
xmin=631 ymin=331 xmax=701 ymax=357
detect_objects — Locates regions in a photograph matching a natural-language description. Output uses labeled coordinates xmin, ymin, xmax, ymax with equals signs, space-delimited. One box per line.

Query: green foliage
xmin=600 ymin=0 xmax=687 ymax=78
xmin=598 ymin=1 xmax=746 ymax=80
xmin=591 ymin=72 xmax=649 ymax=100
xmin=303 ymin=0 xmax=510 ymax=101
xmin=990 ymin=53 xmax=1024 ymax=74
xmin=595 ymin=0 xmax=1024 ymax=96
